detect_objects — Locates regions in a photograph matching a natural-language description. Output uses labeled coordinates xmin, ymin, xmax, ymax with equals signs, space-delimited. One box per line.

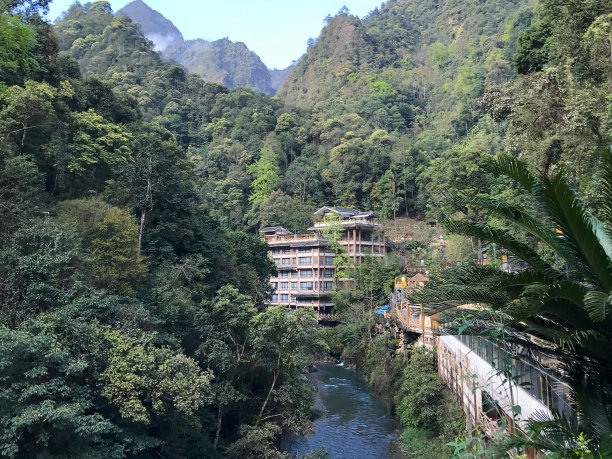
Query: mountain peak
xmin=118 ymin=0 xmax=183 ymax=51
xmin=118 ymin=0 xmax=289 ymax=94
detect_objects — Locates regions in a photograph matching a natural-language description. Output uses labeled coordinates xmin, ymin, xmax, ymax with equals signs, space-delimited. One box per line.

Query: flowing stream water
xmin=281 ymin=364 xmax=407 ymax=459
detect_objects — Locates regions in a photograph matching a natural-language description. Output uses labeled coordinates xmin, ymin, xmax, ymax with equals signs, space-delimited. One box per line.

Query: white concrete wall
xmin=439 ymin=335 xmax=552 ymax=430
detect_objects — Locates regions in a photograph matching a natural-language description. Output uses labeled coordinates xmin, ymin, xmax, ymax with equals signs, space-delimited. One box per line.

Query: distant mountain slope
xmin=118 ymin=0 xmax=182 ymax=51
xmin=270 ymin=65 xmax=293 ymax=94
xmin=163 ymin=38 xmax=273 ymax=95
xmin=277 ymin=0 xmax=531 ymax=111
xmin=118 ymin=0 xmax=277 ymax=94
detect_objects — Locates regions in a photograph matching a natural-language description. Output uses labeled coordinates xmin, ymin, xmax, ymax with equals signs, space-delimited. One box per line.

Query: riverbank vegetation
xmin=319 ymin=323 xmax=465 ymax=458
xmin=318 ymin=254 xmax=465 ymax=458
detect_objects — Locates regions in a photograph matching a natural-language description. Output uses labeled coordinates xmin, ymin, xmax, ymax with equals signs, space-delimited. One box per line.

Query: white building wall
xmin=438 ymin=335 xmax=552 ymax=432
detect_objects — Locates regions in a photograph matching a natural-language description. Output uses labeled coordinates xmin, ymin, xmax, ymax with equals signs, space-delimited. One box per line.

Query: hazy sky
xmin=47 ymin=0 xmax=384 ymax=69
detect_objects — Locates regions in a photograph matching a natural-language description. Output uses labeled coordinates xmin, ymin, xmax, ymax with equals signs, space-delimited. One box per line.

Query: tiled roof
xmin=409 ymin=273 xmax=430 ymax=283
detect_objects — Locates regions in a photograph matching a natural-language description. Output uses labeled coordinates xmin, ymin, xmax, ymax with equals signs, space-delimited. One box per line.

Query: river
xmin=281 ymin=364 xmax=407 ymax=459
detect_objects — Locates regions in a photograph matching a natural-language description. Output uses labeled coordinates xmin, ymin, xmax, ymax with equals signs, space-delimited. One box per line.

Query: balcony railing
xmin=456 ymin=334 xmax=576 ymax=423
xmin=295 ymin=290 xmax=331 ymax=298
xmin=312 ymin=219 xmax=381 ymax=227
xmin=266 ymin=234 xmax=321 ymax=243
xmin=278 ymin=262 xmax=297 ymax=268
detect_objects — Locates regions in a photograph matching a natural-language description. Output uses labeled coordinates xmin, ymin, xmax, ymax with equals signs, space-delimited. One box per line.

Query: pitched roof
xmin=313 ymin=206 xmax=378 ymax=218
xmin=259 ymin=226 xmax=293 ymax=235
xmin=409 ymin=273 xmax=430 ymax=283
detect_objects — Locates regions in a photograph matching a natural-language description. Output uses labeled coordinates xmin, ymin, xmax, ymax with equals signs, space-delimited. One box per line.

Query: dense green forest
xmin=2 ymin=0 xmax=612 ymax=456
xmin=52 ymin=0 xmax=612 ymax=233
xmin=0 ymin=1 xmax=324 ymax=457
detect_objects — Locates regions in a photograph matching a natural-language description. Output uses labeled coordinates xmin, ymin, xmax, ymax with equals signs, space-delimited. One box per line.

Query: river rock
xmin=304 ymin=363 xmax=318 ymax=373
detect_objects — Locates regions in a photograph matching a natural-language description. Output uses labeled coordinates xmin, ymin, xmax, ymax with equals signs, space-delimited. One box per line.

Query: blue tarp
xmin=375 ymin=310 xmax=385 ymax=315
xmin=381 ymin=305 xmax=390 ymax=310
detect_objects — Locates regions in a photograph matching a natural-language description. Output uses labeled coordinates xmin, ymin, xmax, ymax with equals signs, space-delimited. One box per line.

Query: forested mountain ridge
xmin=51 ymin=0 xmax=612 ymax=233
xmin=279 ymin=0 xmax=529 ymax=111
xmin=271 ymin=0 xmax=535 ymax=221
xmin=118 ymin=0 xmax=275 ymax=94
xmin=274 ymin=0 xmax=612 ymax=219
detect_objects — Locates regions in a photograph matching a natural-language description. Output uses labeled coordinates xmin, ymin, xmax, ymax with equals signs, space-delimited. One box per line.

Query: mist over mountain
xmin=117 ymin=0 xmax=182 ymax=51
xmin=118 ymin=0 xmax=284 ymax=94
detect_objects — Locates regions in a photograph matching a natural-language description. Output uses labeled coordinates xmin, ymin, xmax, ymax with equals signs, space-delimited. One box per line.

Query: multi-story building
xmin=260 ymin=207 xmax=386 ymax=318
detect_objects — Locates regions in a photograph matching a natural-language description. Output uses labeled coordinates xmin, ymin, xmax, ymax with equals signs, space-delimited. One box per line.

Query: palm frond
xmin=421 ymin=154 xmax=612 ymax=450
xmin=598 ymin=147 xmax=612 ymax=229
xmin=583 ymin=290 xmax=612 ymax=323
xmin=520 ymin=409 xmax=589 ymax=453
xmin=494 ymin=154 xmax=539 ymax=194
xmin=444 ymin=220 xmax=559 ymax=277
xmin=469 ymin=195 xmax=599 ymax=279
xmin=536 ymin=171 xmax=612 ymax=290
xmin=562 ymin=364 xmax=612 ymax=440
xmin=415 ymin=285 xmax=511 ymax=313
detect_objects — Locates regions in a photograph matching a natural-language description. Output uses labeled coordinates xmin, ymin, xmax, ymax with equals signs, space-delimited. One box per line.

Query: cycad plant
xmin=414 ymin=151 xmax=612 ymax=456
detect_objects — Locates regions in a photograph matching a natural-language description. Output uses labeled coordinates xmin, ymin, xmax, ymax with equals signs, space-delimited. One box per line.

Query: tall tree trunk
xmin=21 ymin=122 xmax=27 ymax=148
xmin=214 ymin=404 xmax=223 ymax=449
xmin=137 ymin=177 xmax=152 ymax=258
xmin=138 ymin=209 xmax=146 ymax=258
xmin=257 ymin=356 xmax=281 ymax=425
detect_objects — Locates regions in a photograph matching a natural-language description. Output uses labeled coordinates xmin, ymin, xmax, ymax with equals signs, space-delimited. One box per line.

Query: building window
xmin=300 ymin=269 xmax=313 ymax=278
xmin=271 ymin=294 xmax=278 ymax=302
xmin=362 ymin=232 xmax=371 ymax=241
xmin=280 ymin=271 xmax=289 ymax=278
xmin=282 ymin=248 xmax=291 ymax=254
xmin=272 ymin=248 xmax=281 ymax=255
xmin=300 ymin=282 xmax=313 ymax=290
xmin=280 ymin=282 xmax=289 ymax=290
xmin=323 ymin=281 xmax=334 ymax=290
xmin=280 ymin=294 xmax=289 ymax=302
xmin=273 ymin=258 xmax=280 ymax=265
xmin=291 ymin=271 xmax=298 ymax=278
xmin=363 ymin=246 xmax=371 ymax=254
xmin=298 ymin=247 xmax=312 ymax=253
xmin=298 ymin=257 xmax=312 ymax=265
xmin=323 ymin=269 xmax=334 ymax=278
xmin=325 ymin=256 xmax=334 ymax=265
xmin=290 ymin=295 xmax=296 ymax=302
xmin=270 ymin=282 xmax=277 ymax=290
xmin=282 ymin=258 xmax=291 ymax=266
xmin=291 ymin=282 xmax=298 ymax=289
